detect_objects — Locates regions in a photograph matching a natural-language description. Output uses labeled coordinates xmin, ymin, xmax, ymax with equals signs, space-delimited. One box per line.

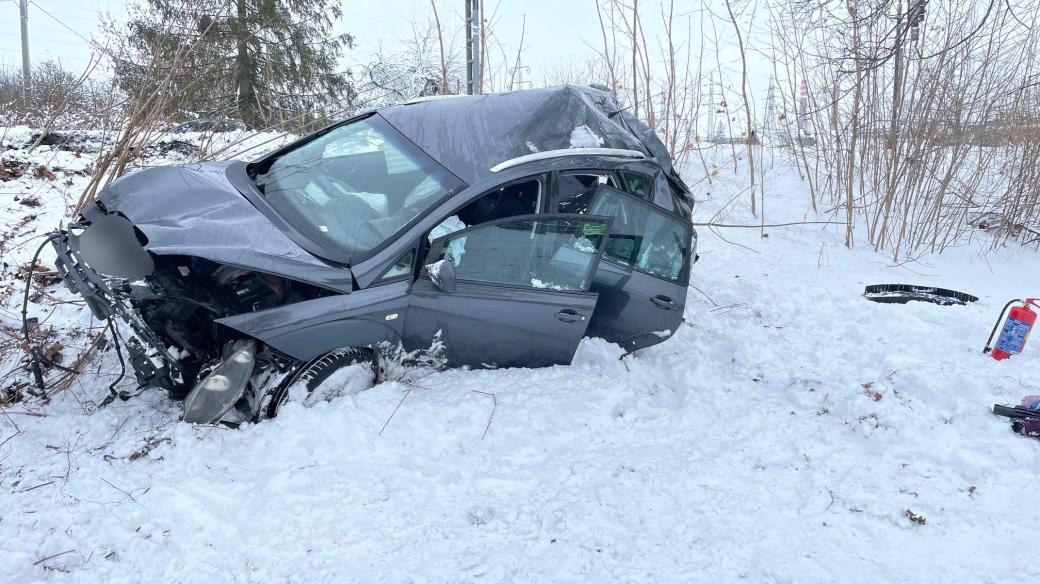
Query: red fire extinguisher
xmin=984 ymin=298 xmax=1040 ymax=360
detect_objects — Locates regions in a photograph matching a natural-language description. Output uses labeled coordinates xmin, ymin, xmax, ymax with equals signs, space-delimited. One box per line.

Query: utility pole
xmin=908 ymin=0 xmax=927 ymax=43
xmin=890 ymin=1 xmax=925 ymax=135
xmin=465 ymin=0 xmax=481 ymax=95
xmin=18 ymin=0 xmax=31 ymax=101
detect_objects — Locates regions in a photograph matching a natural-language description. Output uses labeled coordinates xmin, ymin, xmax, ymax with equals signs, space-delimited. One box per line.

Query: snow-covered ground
xmin=1 ymin=131 xmax=1038 ymax=583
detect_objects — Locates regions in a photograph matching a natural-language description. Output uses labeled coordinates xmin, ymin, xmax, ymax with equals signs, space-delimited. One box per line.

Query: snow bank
xmin=0 ymin=141 xmax=1037 ymax=582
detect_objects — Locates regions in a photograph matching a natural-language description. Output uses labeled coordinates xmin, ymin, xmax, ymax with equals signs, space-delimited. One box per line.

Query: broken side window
xmin=556 ymin=172 xmax=617 ymax=214
xmin=589 ymin=188 xmax=689 ymax=282
xmin=430 ymin=177 xmax=542 ymax=239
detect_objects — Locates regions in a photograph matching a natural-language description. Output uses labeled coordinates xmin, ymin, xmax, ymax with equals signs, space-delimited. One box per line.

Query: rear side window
xmin=556 ymin=173 xmax=616 ymax=214
xmin=431 ymin=216 xmax=608 ymax=291
xmin=621 ymin=171 xmax=654 ymax=200
xmin=589 ymin=188 xmax=689 ymax=282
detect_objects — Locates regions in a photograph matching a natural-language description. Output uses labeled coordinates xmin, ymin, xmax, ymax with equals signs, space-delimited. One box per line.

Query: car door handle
xmin=651 ymin=295 xmax=680 ymax=310
xmin=555 ymin=309 xmax=586 ymax=323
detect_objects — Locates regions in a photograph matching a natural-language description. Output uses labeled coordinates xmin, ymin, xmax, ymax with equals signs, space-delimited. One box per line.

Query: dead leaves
xmin=905 ymin=508 xmax=927 ymax=525
xmin=17 ymin=194 xmax=41 ymax=207
xmin=0 ymin=160 xmax=26 ymax=181
xmin=42 ymin=342 xmax=64 ymax=364
xmin=103 ymin=436 xmax=172 ymax=462
xmin=33 ymin=165 xmax=57 ymax=181
xmin=16 ymin=260 xmax=61 ymax=286
xmin=0 ymin=160 xmax=57 ymax=182
xmin=858 ymin=413 xmax=880 ymax=428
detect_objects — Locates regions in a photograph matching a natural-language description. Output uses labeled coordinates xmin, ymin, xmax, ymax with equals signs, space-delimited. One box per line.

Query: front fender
xmin=216 ymin=281 xmax=410 ymax=360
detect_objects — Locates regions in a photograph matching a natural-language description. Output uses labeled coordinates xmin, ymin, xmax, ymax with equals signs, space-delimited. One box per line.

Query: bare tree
xmin=770 ymin=0 xmax=1040 ymax=258
xmin=723 ymin=0 xmax=758 ymax=220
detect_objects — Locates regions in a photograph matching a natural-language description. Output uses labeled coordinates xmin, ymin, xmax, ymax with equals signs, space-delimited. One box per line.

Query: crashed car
xmin=50 ymin=85 xmax=697 ymax=424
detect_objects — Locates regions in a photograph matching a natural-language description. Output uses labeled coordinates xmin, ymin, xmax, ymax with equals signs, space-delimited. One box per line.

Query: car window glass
xmin=589 ymin=189 xmax=688 ymax=281
xmin=377 ymin=247 xmax=416 ymax=282
xmin=431 ymin=178 xmax=541 ymax=239
xmin=622 ymin=171 xmax=654 ymax=200
xmin=432 ymin=217 xmax=607 ymax=290
xmin=256 ymin=116 xmax=463 ymax=261
xmin=557 ymin=173 xmax=616 ymax=214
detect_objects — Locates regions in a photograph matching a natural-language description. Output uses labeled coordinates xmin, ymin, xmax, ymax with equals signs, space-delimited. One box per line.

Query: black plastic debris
xmin=992 ymin=404 xmax=1040 ymax=438
xmin=863 ymin=284 xmax=978 ymax=306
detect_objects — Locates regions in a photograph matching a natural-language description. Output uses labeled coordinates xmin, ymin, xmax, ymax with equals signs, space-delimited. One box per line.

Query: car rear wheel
xmin=259 ymin=347 xmax=379 ymax=420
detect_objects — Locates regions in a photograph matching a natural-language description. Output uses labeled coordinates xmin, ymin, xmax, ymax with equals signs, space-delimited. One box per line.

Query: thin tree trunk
xmin=431 ymin=0 xmax=449 ymax=94
xmin=632 ymin=0 xmax=639 ymax=117
xmin=724 ymin=0 xmax=756 ymax=217
xmin=594 ymin=1 xmax=618 ymax=97
xmin=235 ymin=0 xmax=258 ymax=127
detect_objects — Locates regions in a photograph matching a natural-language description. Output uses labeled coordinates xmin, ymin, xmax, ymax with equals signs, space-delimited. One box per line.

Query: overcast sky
xmin=1 ymin=0 xmax=773 ymax=131
xmin=0 ymin=1 xmax=614 ymax=75
xmin=0 ymin=0 xmax=122 ymax=73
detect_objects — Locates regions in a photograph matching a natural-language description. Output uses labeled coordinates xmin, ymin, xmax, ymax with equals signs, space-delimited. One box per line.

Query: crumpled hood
xmin=95 ymin=162 xmax=354 ymax=292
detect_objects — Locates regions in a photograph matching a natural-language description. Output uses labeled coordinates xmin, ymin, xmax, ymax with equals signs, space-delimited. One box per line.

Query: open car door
xmin=584 ymin=185 xmax=693 ymax=351
xmin=404 ymin=214 xmax=612 ymax=368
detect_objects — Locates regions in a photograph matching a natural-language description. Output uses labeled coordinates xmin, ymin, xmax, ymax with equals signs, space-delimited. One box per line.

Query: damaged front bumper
xmin=51 ymin=217 xmax=185 ymax=395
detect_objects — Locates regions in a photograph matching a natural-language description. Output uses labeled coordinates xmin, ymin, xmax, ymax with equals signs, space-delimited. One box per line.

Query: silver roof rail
xmin=489 ymin=148 xmax=646 ymax=173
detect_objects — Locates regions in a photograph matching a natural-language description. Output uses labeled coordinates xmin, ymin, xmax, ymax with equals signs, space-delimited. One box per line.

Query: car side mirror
xmin=425 ymin=259 xmax=456 ymax=293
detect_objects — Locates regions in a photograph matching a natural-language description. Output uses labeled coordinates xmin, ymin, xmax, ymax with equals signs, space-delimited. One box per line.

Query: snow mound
xmin=0 ymin=143 xmax=1037 ymax=582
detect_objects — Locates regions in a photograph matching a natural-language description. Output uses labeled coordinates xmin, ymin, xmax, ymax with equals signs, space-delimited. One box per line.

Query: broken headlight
xmin=182 ymin=339 xmax=255 ymax=424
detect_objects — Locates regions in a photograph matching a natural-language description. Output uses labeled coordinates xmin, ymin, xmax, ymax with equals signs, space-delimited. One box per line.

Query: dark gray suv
xmin=49 ymin=85 xmax=697 ymax=424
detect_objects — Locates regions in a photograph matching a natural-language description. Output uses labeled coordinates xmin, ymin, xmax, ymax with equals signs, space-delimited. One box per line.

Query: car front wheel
xmin=258 ymin=347 xmax=379 ymax=420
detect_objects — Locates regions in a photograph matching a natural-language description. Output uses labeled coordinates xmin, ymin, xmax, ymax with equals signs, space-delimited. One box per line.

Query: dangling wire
xmin=22 ymin=231 xmax=145 ymax=407
xmin=106 ymin=318 xmax=127 ymax=396
xmin=20 ymin=233 xmax=66 ymax=395
xmin=97 ymin=315 xmax=146 ymax=408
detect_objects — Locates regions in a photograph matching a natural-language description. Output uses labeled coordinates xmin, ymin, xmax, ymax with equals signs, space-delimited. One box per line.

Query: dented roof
xmin=378 ymin=85 xmax=656 ymax=185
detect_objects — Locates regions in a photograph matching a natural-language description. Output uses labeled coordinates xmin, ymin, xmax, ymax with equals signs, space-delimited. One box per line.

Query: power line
xmin=28 ymin=0 xmax=96 ymax=47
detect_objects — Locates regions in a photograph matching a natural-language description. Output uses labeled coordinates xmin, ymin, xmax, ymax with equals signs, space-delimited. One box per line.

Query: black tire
xmin=261 ymin=347 xmax=378 ymax=419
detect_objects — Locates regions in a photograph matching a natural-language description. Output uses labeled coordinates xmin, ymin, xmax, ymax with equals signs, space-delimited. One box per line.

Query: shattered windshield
xmin=254 ymin=115 xmax=464 ymax=261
